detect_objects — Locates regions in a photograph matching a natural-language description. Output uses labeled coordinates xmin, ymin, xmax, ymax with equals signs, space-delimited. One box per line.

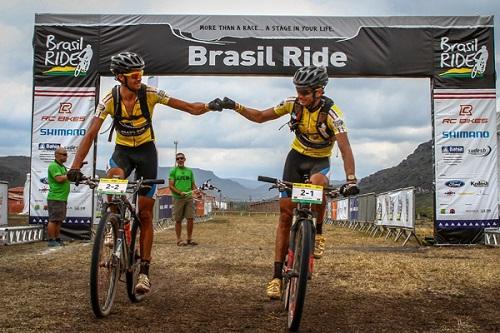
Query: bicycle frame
xmin=100 ymin=192 xmax=139 ymax=276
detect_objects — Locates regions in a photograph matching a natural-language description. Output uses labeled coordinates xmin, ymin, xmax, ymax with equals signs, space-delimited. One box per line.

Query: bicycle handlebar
xmin=257 ymin=175 xmax=359 ymax=197
xmin=77 ymin=176 xmax=165 ymax=191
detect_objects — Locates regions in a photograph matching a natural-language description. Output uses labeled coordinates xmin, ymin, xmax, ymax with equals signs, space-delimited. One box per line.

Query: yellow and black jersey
xmin=274 ymin=97 xmax=347 ymax=158
xmin=95 ymin=85 xmax=170 ymax=147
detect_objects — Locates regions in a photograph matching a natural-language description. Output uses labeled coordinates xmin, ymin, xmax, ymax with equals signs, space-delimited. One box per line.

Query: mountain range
xmin=0 ymin=140 xmax=433 ymax=200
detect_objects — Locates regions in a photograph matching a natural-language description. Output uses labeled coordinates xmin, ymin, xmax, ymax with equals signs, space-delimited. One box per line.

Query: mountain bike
xmin=258 ymin=175 xmax=357 ymax=331
xmin=77 ymin=176 xmax=165 ymax=317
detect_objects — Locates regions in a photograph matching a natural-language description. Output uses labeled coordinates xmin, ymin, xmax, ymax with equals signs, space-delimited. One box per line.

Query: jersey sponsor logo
xmin=42 ymin=34 xmax=94 ymax=77
xmin=438 ymin=37 xmax=489 ymax=79
xmin=442 ymin=131 xmax=489 ymax=139
xmin=40 ymin=128 xmax=86 ymax=136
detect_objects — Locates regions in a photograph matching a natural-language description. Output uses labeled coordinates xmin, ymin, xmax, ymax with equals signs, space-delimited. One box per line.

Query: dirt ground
xmin=0 ymin=215 xmax=499 ymax=333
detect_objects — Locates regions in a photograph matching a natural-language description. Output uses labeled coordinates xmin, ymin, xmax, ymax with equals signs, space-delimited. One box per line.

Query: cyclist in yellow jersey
xmin=221 ymin=66 xmax=359 ymax=299
xmin=67 ymin=51 xmax=223 ymax=295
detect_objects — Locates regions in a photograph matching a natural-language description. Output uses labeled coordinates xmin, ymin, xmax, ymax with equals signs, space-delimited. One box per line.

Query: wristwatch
xmin=346 ymin=174 xmax=357 ymax=181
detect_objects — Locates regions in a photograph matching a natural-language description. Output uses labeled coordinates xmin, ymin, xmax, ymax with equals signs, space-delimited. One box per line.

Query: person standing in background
xmin=169 ymin=152 xmax=200 ymax=246
xmin=47 ymin=147 xmax=70 ymax=247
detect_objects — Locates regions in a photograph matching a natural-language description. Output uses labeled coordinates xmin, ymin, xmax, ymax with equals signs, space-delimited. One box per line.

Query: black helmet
xmin=110 ymin=52 xmax=145 ymax=75
xmin=293 ymin=66 xmax=329 ymax=89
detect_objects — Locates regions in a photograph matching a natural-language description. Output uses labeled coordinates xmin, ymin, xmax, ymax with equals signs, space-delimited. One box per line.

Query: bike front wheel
xmin=126 ymin=219 xmax=145 ymax=303
xmin=287 ymin=219 xmax=313 ymax=331
xmin=90 ymin=212 xmax=120 ymax=317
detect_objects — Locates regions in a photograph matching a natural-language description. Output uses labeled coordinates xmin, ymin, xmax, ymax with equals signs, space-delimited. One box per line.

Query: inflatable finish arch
xmin=31 ymin=14 xmax=497 ymax=243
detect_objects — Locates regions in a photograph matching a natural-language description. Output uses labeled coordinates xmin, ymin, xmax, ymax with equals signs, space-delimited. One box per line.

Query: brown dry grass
xmin=0 ymin=215 xmax=499 ymax=333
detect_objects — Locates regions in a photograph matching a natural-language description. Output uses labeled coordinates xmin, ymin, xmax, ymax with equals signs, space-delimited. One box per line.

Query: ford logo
xmin=445 ymin=180 xmax=465 ymax=188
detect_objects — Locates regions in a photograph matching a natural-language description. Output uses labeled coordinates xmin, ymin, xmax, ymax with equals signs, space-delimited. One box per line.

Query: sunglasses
xmin=176 ymin=157 xmax=185 ymax=161
xmin=57 ymin=153 xmax=68 ymax=156
xmin=296 ymin=89 xmax=314 ymax=96
xmin=122 ymin=70 xmax=144 ymax=80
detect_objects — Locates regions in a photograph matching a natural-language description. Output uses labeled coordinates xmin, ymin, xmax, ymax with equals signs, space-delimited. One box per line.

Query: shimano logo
xmin=442 ymin=131 xmax=489 ymax=139
xmin=40 ymin=128 xmax=86 ymax=136
xmin=442 ymin=146 xmax=464 ymax=153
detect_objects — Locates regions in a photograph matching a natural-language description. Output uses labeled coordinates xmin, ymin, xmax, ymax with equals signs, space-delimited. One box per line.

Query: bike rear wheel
xmin=287 ymin=219 xmax=313 ymax=331
xmin=126 ymin=218 xmax=145 ymax=302
xmin=90 ymin=212 xmax=120 ymax=317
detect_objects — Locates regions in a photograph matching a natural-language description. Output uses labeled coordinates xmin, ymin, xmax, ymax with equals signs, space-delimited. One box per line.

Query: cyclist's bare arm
xmin=335 ymin=132 xmax=356 ymax=181
xmin=70 ymin=117 xmax=104 ymax=169
xmin=234 ymin=106 xmax=281 ymax=123
xmin=167 ymin=97 xmax=211 ymax=115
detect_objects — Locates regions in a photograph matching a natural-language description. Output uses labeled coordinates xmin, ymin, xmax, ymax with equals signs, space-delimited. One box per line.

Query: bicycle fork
xmin=284 ymin=214 xmax=316 ymax=280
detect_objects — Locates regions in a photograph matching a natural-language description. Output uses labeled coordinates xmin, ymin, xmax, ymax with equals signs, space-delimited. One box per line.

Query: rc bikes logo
xmin=42 ymin=34 xmax=93 ymax=77
xmin=438 ymin=37 xmax=488 ymax=79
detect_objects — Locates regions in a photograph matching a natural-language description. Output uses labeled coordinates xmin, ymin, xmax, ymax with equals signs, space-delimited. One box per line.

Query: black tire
xmin=90 ymin=212 xmax=120 ymax=317
xmin=126 ymin=219 xmax=145 ymax=303
xmin=287 ymin=219 xmax=313 ymax=331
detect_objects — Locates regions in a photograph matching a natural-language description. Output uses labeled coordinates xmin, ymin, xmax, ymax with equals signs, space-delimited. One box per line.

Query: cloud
xmin=1 ymin=1 xmax=499 ymax=181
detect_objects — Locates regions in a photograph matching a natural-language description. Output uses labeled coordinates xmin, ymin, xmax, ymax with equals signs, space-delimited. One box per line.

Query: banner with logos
xmin=434 ymin=89 xmax=498 ymax=243
xmin=336 ymin=198 xmax=349 ymax=221
xmin=376 ymin=188 xmax=415 ymax=228
xmin=32 ymin=15 xmax=496 ymax=243
xmin=29 ymin=87 xmax=96 ymax=238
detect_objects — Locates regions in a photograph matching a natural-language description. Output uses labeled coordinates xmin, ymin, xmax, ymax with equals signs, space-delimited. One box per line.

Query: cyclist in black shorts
xmin=221 ymin=66 xmax=359 ymax=299
xmin=67 ymin=51 xmax=223 ymax=295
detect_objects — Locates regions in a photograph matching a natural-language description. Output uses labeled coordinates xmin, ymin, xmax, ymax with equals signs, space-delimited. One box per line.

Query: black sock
xmin=140 ymin=261 xmax=150 ymax=275
xmin=273 ymin=261 xmax=283 ymax=279
xmin=316 ymin=224 xmax=323 ymax=235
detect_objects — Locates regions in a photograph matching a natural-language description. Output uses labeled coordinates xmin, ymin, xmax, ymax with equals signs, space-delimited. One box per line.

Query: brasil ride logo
xmin=438 ymin=37 xmax=488 ymax=79
xmin=42 ymin=35 xmax=93 ymax=77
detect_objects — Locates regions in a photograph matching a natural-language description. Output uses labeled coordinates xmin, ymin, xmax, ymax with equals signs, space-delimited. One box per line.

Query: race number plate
xmin=291 ymin=183 xmax=323 ymax=204
xmin=97 ymin=178 xmax=128 ymax=194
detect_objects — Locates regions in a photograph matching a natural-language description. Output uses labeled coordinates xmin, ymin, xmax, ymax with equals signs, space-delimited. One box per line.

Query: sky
xmin=1 ymin=1 xmax=499 ymax=182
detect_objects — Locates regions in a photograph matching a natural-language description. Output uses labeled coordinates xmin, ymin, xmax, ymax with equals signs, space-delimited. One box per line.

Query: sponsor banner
xmin=336 ymin=198 xmax=349 ymax=221
xmin=349 ymin=196 xmax=359 ymax=221
xmin=29 ymin=87 xmax=96 ymax=226
xmin=33 ymin=14 xmax=493 ymax=79
xmin=433 ymin=89 xmax=498 ymax=230
xmin=0 ymin=182 xmax=7 ymax=225
xmin=33 ymin=26 xmax=99 ymax=87
xmin=433 ymin=27 xmax=495 ymax=89
xmin=375 ymin=188 xmax=414 ymax=228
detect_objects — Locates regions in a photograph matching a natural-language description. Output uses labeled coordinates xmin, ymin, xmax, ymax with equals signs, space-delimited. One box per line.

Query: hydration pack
xmin=108 ymin=84 xmax=154 ymax=142
xmin=288 ymin=96 xmax=334 ymax=149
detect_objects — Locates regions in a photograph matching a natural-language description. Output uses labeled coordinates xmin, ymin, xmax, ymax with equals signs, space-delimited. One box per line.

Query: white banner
xmin=0 ymin=182 xmax=7 ymax=225
xmin=29 ymin=86 xmax=96 ymax=225
xmin=336 ymin=198 xmax=349 ymax=220
xmin=376 ymin=188 xmax=414 ymax=228
xmin=434 ymin=89 xmax=498 ymax=228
